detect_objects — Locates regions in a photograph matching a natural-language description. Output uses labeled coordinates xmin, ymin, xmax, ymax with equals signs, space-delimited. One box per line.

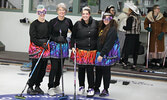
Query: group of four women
xmin=27 ymin=3 xmax=121 ymax=98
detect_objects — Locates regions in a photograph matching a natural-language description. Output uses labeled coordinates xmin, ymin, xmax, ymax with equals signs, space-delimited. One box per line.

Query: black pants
xmin=48 ymin=58 xmax=64 ymax=89
xmin=28 ymin=59 xmax=48 ymax=87
xmin=95 ymin=66 xmax=111 ymax=90
xmin=78 ymin=65 xmax=94 ymax=88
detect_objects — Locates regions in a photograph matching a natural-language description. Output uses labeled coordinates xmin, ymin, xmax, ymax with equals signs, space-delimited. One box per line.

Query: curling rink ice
xmin=0 ymin=64 xmax=167 ymax=100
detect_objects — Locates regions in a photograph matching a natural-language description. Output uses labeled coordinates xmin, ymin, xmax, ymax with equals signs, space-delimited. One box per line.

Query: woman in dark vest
xmin=71 ymin=6 xmax=98 ymax=97
xmin=122 ymin=3 xmax=141 ymax=69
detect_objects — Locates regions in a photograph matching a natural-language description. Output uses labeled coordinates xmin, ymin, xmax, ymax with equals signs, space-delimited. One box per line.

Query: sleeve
xmin=144 ymin=17 xmax=150 ymax=30
xmin=100 ymin=27 xmax=117 ymax=57
xmin=48 ymin=19 xmax=57 ymax=42
xmin=68 ymin=19 xmax=73 ymax=32
xmin=123 ymin=16 xmax=134 ymax=31
xmin=29 ymin=22 xmax=43 ymax=46
xmin=70 ymin=22 xmax=78 ymax=48
xmin=161 ymin=17 xmax=166 ymax=33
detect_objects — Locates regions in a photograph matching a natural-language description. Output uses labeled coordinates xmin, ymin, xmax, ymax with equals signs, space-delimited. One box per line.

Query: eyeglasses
xmin=103 ymin=17 xmax=112 ymax=22
xmin=156 ymin=8 xmax=160 ymax=10
xmin=37 ymin=9 xmax=47 ymax=15
xmin=58 ymin=9 xmax=65 ymax=12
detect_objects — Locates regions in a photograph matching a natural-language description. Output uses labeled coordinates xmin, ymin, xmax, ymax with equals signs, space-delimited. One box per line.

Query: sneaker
xmin=54 ymin=86 xmax=62 ymax=93
xmin=35 ymin=86 xmax=44 ymax=95
xmin=87 ymin=88 xmax=95 ymax=97
xmin=99 ymin=89 xmax=109 ymax=97
xmin=94 ymin=89 xmax=100 ymax=95
xmin=27 ymin=87 xmax=38 ymax=95
xmin=78 ymin=86 xmax=85 ymax=95
xmin=48 ymin=88 xmax=56 ymax=96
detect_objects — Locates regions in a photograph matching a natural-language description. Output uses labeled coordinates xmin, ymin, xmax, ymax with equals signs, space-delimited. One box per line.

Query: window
xmin=80 ymin=0 xmax=124 ymax=14
xmin=31 ymin=0 xmax=73 ymax=13
xmin=0 ymin=0 xmax=23 ymax=10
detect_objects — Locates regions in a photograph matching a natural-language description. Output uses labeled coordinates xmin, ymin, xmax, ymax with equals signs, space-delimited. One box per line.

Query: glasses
xmin=37 ymin=9 xmax=47 ymax=15
xmin=103 ymin=17 xmax=112 ymax=22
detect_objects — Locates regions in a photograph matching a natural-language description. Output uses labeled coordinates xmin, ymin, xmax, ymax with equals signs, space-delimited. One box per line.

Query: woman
xmin=71 ymin=6 xmax=98 ymax=97
xmin=94 ymin=12 xmax=120 ymax=97
xmin=144 ymin=5 xmax=166 ymax=67
xmin=117 ymin=7 xmax=129 ymax=63
xmin=122 ymin=4 xmax=141 ymax=69
xmin=28 ymin=5 xmax=49 ymax=95
xmin=48 ymin=3 xmax=73 ymax=96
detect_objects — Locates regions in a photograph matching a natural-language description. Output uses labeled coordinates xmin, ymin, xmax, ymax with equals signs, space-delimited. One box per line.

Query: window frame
xmin=29 ymin=0 xmax=101 ymax=17
xmin=0 ymin=0 xmax=23 ymax=12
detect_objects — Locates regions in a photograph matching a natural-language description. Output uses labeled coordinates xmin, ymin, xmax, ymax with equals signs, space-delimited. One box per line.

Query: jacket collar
xmin=146 ymin=11 xmax=163 ymax=22
xmin=81 ymin=16 xmax=93 ymax=26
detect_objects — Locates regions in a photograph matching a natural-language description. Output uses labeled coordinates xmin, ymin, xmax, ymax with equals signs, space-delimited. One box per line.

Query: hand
xmin=97 ymin=56 xmax=103 ymax=62
xmin=158 ymin=32 xmax=164 ymax=40
xmin=42 ymin=43 xmax=48 ymax=50
xmin=72 ymin=47 xmax=76 ymax=54
xmin=57 ymin=36 xmax=66 ymax=43
xmin=146 ymin=27 xmax=152 ymax=32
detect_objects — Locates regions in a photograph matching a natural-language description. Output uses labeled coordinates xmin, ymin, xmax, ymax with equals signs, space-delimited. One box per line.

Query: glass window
xmin=0 ymin=0 xmax=22 ymax=10
xmin=32 ymin=0 xmax=73 ymax=13
xmin=79 ymin=0 xmax=124 ymax=14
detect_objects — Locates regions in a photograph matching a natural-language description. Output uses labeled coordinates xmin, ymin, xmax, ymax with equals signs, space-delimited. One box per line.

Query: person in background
xmin=122 ymin=3 xmax=141 ymax=69
xmin=117 ymin=7 xmax=129 ymax=63
xmin=48 ymin=3 xmax=73 ymax=96
xmin=71 ymin=6 xmax=98 ymax=97
xmin=105 ymin=5 xmax=117 ymax=20
xmin=144 ymin=5 xmax=166 ymax=68
xmin=28 ymin=5 xmax=49 ymax=95
xmin=94 ymin=12 xmax=120 ymax=97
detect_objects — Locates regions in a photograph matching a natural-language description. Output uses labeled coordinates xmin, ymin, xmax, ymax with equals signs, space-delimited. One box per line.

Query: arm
xmin=100 ymin=27 xmax=117 ymax=57
xmin=71 ymin=22 xmax=78 ymax=48
xmin=123 ymin=16 xmax=134 ymax=31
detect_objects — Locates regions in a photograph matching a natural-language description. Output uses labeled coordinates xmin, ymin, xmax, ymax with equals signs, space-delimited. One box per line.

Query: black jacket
xmin=49 ymin=17 xmax=73 ymax=42
xmin=71 ymin=16 xmax=98 ymax=50
xmin=97 ymin=26 xmax=117 ymax=57
xmin=29 ymin=19 xmax=49 ymax=46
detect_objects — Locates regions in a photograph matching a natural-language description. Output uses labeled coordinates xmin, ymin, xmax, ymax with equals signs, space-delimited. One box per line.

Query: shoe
xmin=131 ymin=65 xmax=137 ymax=71
xmin=35 ymin=86 xmax=44 ymax=95
xmin=122 ymin=62 xmax=128 ymax=69
xmin=99 ymin=89 xmax=109 ymax=97
xmin=54 ymin=86 xmax=62 ymax=93
xmin=78 ymin=86 xmax=85 ymax=95
xmin=27 ymin=87 xmax=38 ymax=95
xmin=48 ymin=88 xmax=56 ymax=96
xmin=94 ymin=88 xmax=100 ymax=95
xmin=87 ymin=88 xmax=95 ymax=97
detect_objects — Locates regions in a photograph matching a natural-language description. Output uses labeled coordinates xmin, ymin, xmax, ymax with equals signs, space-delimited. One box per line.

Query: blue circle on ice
xmin=0 ymin=94 xmax=114 ymax=100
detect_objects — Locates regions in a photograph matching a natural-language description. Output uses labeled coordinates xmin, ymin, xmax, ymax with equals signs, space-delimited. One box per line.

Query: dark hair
xmin=98 ymin=15 xmax=117 ymax=44
xmin=153 ymin=5 xmax=159 ymax=10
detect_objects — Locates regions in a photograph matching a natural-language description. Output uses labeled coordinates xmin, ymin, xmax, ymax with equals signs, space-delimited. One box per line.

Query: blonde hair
xmin=56 ymin=3 xmax=67 ymax=12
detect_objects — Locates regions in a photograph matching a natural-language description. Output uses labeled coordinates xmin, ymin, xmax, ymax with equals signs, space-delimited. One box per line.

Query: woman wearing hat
xmin=122 ymin=4 xmax=141 ymax=69
xmin=105 ymin=5 xmax=117 ymax=20
xmin=144 ymin=5 xmax=166 ymax=67
xmin=94 ymin=12 xmax=120 ymax=97
xmin=71 ymin=6 xmax=98 ymax=97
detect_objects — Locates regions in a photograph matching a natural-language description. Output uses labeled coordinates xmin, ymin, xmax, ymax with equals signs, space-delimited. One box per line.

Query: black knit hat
xmin=105 ymin=5 xmax=115 ymax=12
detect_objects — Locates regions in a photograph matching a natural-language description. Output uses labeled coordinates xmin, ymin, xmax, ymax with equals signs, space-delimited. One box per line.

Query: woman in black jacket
xmin=48 ymin=3 xmax=73 ymax=96
xmin=94 ymin=13 xmax=120 ymax=97
xmin=71 ymin=6 xmax=98 ymax=97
